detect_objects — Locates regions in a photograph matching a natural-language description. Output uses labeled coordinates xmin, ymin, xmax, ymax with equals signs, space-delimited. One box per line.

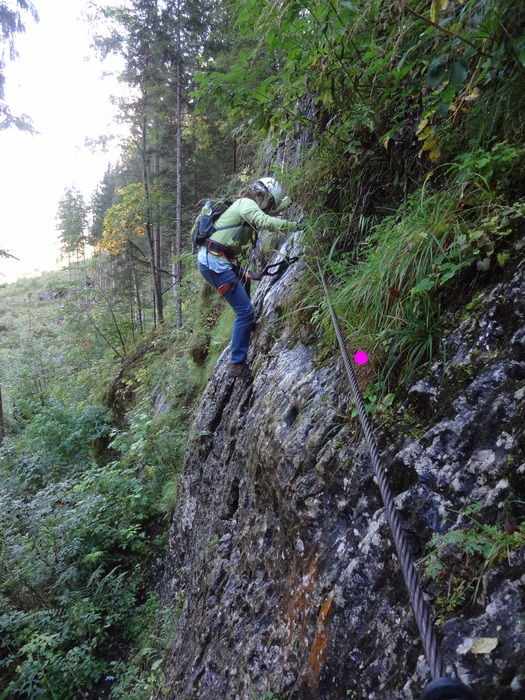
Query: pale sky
xmin=0 ymin=0 xmax=125 ymax=283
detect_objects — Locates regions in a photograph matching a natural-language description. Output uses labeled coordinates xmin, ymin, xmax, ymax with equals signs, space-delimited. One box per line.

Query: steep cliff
xmin=155 ymin=247 xmax=525 ymax=700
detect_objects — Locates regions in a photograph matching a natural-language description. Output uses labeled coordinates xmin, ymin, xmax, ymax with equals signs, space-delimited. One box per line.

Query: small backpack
xmin=192 ymin=198 xmax=236 ymax=253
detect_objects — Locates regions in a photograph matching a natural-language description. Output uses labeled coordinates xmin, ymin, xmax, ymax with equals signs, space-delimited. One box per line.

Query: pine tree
xmin=0 ymin=0 xmax=38 ymax=130
xmin=90 ymin=164 xmax=117 ymax=247
xmin=95 ymin=0 xmax=168 ymax=325
xmin=91 ymin=0 xmax=246 ymax=329
xmin=56 ymin=187 xmax=88 ymax=284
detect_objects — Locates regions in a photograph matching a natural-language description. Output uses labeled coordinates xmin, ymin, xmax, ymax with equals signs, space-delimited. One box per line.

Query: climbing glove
xmin=246 ymin=270 xmax=263 ymax=281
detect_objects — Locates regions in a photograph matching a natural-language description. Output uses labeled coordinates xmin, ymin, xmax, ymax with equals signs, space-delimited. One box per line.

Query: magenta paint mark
xmin=354 ymin=351 xmax=369 ymax=365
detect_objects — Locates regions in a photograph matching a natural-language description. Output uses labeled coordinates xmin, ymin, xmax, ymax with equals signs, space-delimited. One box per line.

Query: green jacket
xmin=210 ymin=197 xmax=295 ymax=256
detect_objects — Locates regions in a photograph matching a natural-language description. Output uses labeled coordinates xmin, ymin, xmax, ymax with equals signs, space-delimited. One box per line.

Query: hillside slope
xmin=154 ymin=240 xmax=525 ymax=699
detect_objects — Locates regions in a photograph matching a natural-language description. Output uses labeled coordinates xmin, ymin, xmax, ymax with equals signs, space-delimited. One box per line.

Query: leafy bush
xmin=421 ymin=502 xmax=525 ymax=617
xmin=0 ymin=400 xmax=111 ymax=494
xmin=303 ymin=142 xmax=525 ymax=387
xmin=0 ymin=451 xmax=165 ymax=697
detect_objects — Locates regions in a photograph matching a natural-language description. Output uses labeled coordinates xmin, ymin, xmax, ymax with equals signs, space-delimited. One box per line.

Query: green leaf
xmin=411 ymin=278 xmax=436 ymax=294
xmin=440 ymin=80 xmax=456 ymax=103
xmin=397 ymin=60 xmax=416 ymax=80
xmin=379 ymin=122 xmax=405 ymax=146
xmin=84 ymin=550 xmax=105 ymax=564
xmin=397 ymin=45 xmax=418 ymax=72
xmin=450 ymin=60 xmax=468 ymax=87
xmin=426 ymin=58 xmax=447 ymax=88
xmin=382 ymin=393 xmax=396 ymax=407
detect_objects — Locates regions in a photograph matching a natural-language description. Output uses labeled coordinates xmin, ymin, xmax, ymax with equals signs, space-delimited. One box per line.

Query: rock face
xmin=156 ymin=256 xmax=525 ymax=700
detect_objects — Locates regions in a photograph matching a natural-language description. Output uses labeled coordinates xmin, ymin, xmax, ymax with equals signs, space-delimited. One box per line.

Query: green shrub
xmin=0 ymin=455 xmax=166 ymax=697
xmin=304 ymin=156 xmax=525 ymax=388
xmin=421 ymin=502 xmax=525 ymax=618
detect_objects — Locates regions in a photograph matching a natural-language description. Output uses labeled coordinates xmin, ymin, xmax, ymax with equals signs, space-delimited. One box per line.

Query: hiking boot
xmin=227 ymin=362 xmax=252 ymax=379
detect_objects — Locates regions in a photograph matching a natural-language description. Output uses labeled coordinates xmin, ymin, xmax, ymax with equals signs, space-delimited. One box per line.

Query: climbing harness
xmin=316 ymin=259 xmax=480 ymax=700
xmin=262 ymin=256 xmax=300 ymax=277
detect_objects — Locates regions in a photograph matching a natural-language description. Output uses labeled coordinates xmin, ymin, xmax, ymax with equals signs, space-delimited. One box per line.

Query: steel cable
xmin=316 ymin=259 xmax=446 ymax=680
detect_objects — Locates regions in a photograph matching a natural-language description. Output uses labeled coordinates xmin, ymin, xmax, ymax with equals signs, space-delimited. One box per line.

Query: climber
xmin=196 ymin=177 xmax=298 ymax=379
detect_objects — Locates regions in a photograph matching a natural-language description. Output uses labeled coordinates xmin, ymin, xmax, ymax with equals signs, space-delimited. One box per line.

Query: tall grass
xmin=331 ymin=189 xmax=463 ymax=373
xmin=304 ymin=154 xmax=525 ymax=388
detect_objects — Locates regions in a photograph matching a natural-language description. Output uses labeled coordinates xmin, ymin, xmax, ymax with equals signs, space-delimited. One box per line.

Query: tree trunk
xmin=0 ymin=385 xmax=5 ymax=445
xmin=174 ymin=0 xmax=183 ymax=329
xmin=154 ymin=148 xmax=163 ymax=317
xmin=142 ymin=116 xmax=164 ymax=326
xmin=132 ymin=256 xmax=144 ymax=335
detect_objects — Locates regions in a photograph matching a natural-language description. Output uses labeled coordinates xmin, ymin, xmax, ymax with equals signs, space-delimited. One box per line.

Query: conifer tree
xmin=90 ymin=0 xmax=250 ymax=331
xmin=0 ymin=0 xmax=38 ymax=130
xmin=56 ymin=187 xmax=88 ymax=282
xmin=95 ymin=0 xmax=168 ymax=325
xmin=90 ymin=164 xmax=117 ymax=247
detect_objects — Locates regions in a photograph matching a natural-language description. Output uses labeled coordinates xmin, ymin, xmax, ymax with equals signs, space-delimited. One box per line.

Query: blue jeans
xmin=198 ymin=262 xmax=255 ymax=364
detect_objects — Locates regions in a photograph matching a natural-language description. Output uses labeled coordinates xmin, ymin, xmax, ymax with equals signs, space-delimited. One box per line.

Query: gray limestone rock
xmin=155 ymin=258 xmax=525 ymax=699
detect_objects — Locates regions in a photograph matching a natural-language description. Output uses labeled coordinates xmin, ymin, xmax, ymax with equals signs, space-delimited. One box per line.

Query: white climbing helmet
xmin=253 ymin=177 xmax=283 ymax=209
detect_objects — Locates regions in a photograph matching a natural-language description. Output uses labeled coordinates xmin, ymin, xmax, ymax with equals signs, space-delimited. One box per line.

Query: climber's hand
xmin=247 ymin=270 xmax=263 ymax=281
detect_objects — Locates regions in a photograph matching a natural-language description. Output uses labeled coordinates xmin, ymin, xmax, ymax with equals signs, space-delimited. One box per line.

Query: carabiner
xmin=262 ymin=256 xmax=300 ymax=277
